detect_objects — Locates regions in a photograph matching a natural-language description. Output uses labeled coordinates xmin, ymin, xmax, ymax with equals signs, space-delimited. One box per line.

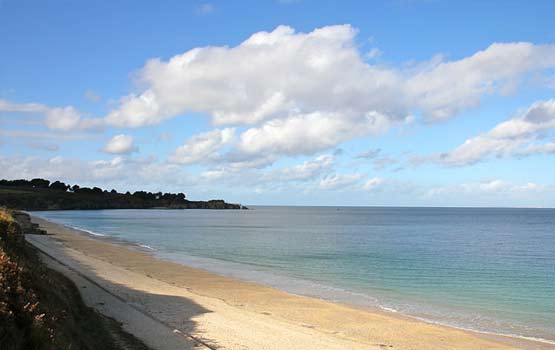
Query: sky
xmin=1 ymin=0 xmax=555 ymax=207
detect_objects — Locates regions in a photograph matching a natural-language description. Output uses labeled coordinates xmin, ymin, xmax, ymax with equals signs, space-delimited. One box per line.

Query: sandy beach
xmin=25 ymin=216 xmax=553 ymax=350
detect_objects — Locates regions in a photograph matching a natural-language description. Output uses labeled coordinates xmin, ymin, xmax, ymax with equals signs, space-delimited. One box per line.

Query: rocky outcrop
xmin=12 ymin=212 xmax=46 ymax=235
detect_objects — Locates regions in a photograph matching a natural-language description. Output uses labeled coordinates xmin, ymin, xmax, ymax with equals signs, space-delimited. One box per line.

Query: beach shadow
xmin=29 ymin=235 xmax=222 ymax=350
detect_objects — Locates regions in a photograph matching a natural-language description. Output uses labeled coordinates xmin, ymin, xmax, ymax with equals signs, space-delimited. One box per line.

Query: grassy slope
xmin=0 ymin=208 xmax=150 ymax=350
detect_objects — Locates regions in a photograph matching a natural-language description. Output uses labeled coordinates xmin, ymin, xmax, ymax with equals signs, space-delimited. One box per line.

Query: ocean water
xmin=31 ymin=207 xmax=555 ymax=344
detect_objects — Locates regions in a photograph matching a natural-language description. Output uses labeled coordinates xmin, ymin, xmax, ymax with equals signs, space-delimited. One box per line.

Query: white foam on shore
xmin=68 ymin=225 xmax=106 ymax=237
xmin=155 ymin=251 xmax=555 ymax=347
xmin=409 ymin=315 xmax=555 ymax=346
xmin=381 ymin=307 xmax=398 ymax=313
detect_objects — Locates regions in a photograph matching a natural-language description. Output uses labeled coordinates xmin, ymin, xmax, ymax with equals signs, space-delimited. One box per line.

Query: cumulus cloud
xmin=44 ymin=106 xmax=82 ymax=131
xmin=319 ymin=173 xmax=362 ymax=190
xmin=7 ymin=25 xmax=555 ymax=172
xmin=235 ymin=111 xmax=407 ymax=161
xmin=436 ymin=99 xmax=555 ymax=166
xmin=263 ymin=154 xmax=334 ymax=182
xmin=104 ymin=26 xmax=555 ymax=130
xmin=363 ymin=177 xmax=384 ymax=191
xmin=5 ymin=25 xmax=555 ymax=184
xmin=91 ymin=25 xmax=555 ymax=165
xmin=89 ymin=156 xmax=127 ymax=178
xmin=168 ymin=128 xmax=235 ymax=165
xmin=0 ymin=98 xmax=94 ymax=131
xmin=404 ymin=43 xmax=555 ymax=121
xmin=102 ymin=134 xmax=138 ymax=154
xmin=103 ymin=25 xmax=408 ymax=129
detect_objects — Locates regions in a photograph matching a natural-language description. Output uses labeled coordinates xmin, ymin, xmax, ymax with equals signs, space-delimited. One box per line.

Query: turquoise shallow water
xmin=31 ymin=207 xmax=555 ymax=343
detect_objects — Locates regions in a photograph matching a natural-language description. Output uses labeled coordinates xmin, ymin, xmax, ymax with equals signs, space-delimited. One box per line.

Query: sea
xmin=30 ymin=206 xmax=555 ymax=344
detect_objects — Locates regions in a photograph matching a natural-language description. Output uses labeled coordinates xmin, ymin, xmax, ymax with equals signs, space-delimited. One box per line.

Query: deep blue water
xmin=31 ymin=207 xmax=555 ymax=343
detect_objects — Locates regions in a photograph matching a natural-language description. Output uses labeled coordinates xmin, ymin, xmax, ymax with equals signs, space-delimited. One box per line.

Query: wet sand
xmin=27 ymin=216 xmax=553 ymax=350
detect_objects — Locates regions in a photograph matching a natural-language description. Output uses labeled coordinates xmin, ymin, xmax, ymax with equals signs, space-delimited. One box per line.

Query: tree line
xmin=0 ymin=178 xmax=244 ymax=210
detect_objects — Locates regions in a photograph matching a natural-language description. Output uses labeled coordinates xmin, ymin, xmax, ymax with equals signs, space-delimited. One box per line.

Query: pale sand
xmin=26 ymin=216 xmax=554 ymax=350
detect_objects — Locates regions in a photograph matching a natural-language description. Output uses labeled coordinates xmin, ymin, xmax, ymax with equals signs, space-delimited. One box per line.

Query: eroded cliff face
xmin=0 ymin=209 xmax=150 ymax=350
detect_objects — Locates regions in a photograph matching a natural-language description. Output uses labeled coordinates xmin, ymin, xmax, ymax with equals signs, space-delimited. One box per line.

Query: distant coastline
xmin=0 ymin=178 xmax=246 ymax=210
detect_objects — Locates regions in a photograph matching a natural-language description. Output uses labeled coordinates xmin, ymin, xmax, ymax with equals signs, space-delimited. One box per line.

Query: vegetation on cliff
xmin=0 ymin=178 xmax=245 ymax=210
xmin=0 ymin=208 xmax=150 ymax=349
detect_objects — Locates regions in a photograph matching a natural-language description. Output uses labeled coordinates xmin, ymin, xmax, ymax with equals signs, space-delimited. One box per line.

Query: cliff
xmin=0 ymin=208 xmax=150 ymax=349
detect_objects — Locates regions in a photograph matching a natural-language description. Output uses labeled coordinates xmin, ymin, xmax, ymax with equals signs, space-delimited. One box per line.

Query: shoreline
xmin=28 ymin=215 xmax=554 ymax=350
xmin=40 ymin=216 xmax=555 ymax=348
xmin=154 ymin=249 xmax=555 ymax=348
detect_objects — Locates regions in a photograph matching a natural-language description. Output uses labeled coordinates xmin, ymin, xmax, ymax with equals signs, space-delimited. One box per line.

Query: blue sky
xmin=1 ymin=0 xmax=555 ymax=207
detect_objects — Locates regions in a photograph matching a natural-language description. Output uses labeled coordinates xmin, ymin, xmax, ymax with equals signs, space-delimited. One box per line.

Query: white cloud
xmin=365 ymin=47 xmax=382 ymax=60
xmin=363 ymin=177 xmax=384 ymax=191
xmin=5 ymin=25 xmax=555 ymax=175
xmin=356 ymin=148 xmax=399 ymax=170
xmin=404 ymin=43 xmax=555 ymax=121
xmin=103 ymin=25 xmax=408 ymax=130
xmin=0 ymin=98 xmax=47 ymax=113
xmin=168 ymin=128 xmax=235 ymax=165
xmin=93 ymin=25 xmax=555 ymax=165
xmin=5 ymin=25 xmax=555 ymax=187
xmin=319 ymin=173 xmax=362 ymax=190
xmin=44 ymin=106 xmax=82 ymax=131
xmin=0 ymin=155 xmax=192 ymax=192
xmin=102 ymin=134 xmax=137 ymax=154
xmin=0 ymin=98 xmax=93 ymax=131
xmin=90 ymin=156 xmax=127 ymax=179
xmin=103 ymin=26 xmax=555 ymax=131
xmin=0 ymin=155 xmax=121 ymax=183
xmin=263 ymin=154 xmax=334 ymax=182
xmin=195 ymin=3 xmax=215 ymax=15
xmin=235 ymin=111 xmax=405 ymax=158
xmin=437 ymin=99 xmax=555 ymax=166
xmin=199 ymin=169 xmax=229 ymax=182
xmin=357 ymin=148 xmax=381 ymax=159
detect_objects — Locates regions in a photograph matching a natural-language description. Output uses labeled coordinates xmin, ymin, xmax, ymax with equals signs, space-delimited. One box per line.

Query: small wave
xmin=156 ymin=251 xmax=555 ymax=346
xmin=381 ymin=306 xmax=398 ymax=313
xmin=69 ymin=225 xmax=106 ymax=237
xmin=139 ymin=244 xmax=155 ymax=251
xmin=408 ymin=314 xmax=555 ymax=346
